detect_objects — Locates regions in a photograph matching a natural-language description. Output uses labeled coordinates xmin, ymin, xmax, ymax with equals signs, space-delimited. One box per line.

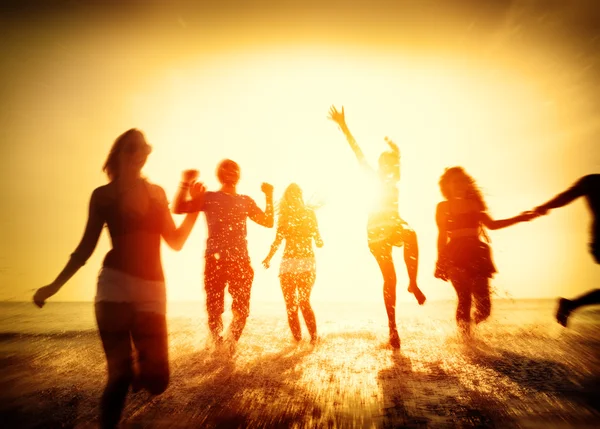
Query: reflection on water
xmin=1 ymin=300 xmax=598 ymax=427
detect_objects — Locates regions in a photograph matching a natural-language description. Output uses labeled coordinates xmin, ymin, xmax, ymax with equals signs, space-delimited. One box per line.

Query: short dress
xmin=437 ymin=211 xmax=496 ymax=280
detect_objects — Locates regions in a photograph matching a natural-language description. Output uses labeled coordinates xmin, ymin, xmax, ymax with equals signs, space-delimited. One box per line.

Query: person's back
xmin=202 ymin=190 xmax=257 ymax=261
xmin=97 ymin=181 xmax=165 ymax=281
xmin=280 ymin=209 xmax=318 ymax=260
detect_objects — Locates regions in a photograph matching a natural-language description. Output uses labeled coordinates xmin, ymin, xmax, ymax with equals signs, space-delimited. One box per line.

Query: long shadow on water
xmin=123 ymin=343 xmax=320 ymax=428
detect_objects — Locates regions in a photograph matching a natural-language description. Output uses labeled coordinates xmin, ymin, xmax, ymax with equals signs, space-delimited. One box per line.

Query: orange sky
xmin=1 ymin=1 xmax=599 ymax=303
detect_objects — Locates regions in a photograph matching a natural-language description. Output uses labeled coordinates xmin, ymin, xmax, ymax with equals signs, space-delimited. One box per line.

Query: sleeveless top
xmin=99 ymin=183 xmax=165 ymax=281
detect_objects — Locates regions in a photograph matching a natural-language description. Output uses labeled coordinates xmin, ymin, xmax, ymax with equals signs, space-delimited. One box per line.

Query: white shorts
xmin=279 ymin=257 xmax=316 ymax=276
xmin=96 ymin=267 xmax=166 ymax=315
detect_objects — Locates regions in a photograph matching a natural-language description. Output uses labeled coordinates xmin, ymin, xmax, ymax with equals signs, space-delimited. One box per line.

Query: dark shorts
xmin=204 ymin=255 xmax=254 ymax=319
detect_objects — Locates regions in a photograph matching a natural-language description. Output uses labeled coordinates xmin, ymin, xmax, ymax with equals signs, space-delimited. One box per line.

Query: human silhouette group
xmin=32 ymin=108 xmax=599 ymax=428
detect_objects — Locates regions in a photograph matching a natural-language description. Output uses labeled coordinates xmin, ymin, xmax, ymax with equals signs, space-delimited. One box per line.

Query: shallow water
xmin=1 ymin=300 xmax=599 ymax=428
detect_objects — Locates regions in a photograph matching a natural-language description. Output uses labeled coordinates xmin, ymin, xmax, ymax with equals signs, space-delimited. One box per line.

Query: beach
xmin=1 ymin=299 xmax=599 ymax=428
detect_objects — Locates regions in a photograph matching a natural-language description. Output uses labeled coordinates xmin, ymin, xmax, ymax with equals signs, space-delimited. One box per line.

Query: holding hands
xmin=517 ymin=210 xmax=539 ymax=222
xmin=180 ymin=169 xmax=205 ymax=201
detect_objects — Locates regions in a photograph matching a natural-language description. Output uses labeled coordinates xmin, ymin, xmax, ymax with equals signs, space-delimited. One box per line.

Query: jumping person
xmin=173 ymin=160 xmax=274 ymax=349
xmin=262 ymin=183 xmax=324 ymax=344
xmin=33 ymin=129 xmax=200 ymax=428
xmin=328 ymin=105 xmax=426 ymax=349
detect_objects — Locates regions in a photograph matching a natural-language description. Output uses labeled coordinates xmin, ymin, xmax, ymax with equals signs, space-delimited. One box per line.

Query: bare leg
xmin=450 ymin=274 xmax=472 ymax=335
xmin=298 ymin=272 xmax=317 ymax=342
xmin=556 ymin=289 xmax=600 ymax=327
xmin=95 ymin=303 xmax=134 ymax=429
xmin=372 ymin=246 xmax=400 ymax=349
xmin=472 ymin=276 xmax=492 ymax=324
xmin=402 ymin=227 xmax=426 ymax=305
xmin=132 ymin=311 xmax=169 ymax=395
xmin=281 ymin=274 xmax=302 ymax=341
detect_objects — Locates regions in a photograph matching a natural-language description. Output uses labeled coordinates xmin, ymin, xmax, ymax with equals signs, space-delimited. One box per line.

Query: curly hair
xmin=439 ymin=167 xmax=490 ymax=241
xmin=439 ymin=166 xmax=487 ymax=211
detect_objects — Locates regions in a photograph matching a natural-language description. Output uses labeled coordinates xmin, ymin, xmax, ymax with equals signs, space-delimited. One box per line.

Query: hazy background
xmin=1 ymin=0 xmax=599 ymax=303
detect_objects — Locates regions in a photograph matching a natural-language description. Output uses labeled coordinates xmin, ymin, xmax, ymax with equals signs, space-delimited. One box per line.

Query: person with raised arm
xmin=263 ymin=183 xmax=324 ymax=345
xmin=435 ymin=167 xmax=536 ymax=335
xmin=533 ymin=174 xmax=600 ymax=327
xmin=33 ymin=129 xmax=200 ymax=429
xmin=328 ymin=105 xmax=425 ymax=349
xmin=173 ymin=159 xmax=274 ymax=350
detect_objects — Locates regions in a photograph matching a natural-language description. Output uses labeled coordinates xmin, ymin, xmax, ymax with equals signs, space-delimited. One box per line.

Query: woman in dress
xmin=435 ymin=167 xmax=535 ymax=334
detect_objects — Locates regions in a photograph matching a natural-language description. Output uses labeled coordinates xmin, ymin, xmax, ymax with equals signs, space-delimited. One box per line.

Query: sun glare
xmin=105 ymin=46 xmax=590 ymax=304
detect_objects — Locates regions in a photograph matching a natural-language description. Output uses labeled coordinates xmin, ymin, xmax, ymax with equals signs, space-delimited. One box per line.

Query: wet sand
xmin=1 ymin=300 xmax=599 ymax=428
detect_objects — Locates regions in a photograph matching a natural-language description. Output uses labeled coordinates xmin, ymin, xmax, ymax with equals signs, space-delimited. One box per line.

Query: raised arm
xmin=328 ymin=105 xmax=371 ymax=171
xmin=158 ymin=185 xmax=201 ymax=251
xmin=535 ymin=176 xmax=588 ymax=215
xmin=248 ymin=183 xmax=274 ymax=228
xmin=172 ymin=169 xmax=204 ymax=214
xmin=33 ymin=189 xmax=105 ymax=307
xmin=480 ymin=210 xmax=537 ymax=231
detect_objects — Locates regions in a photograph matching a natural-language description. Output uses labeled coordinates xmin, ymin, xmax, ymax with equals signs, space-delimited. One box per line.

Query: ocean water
xmin=1 ymin=299 xmax=599 ymax=428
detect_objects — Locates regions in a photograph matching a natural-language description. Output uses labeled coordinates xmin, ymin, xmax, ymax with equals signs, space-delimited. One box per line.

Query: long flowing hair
xmin=277 ymin=183 xmax=314 ymax=236
xmin=439 ymin=166 xmax=490 ymax=241
xmin=102 ymin=128 xmax=144 ymax=181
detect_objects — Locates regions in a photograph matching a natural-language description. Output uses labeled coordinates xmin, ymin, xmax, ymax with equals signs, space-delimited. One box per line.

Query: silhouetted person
xmin=262 ymin=184 xmax=324 ymax=344
xmin=328 ymin=105 xmax=425 ymax=349
xmin=435 ymin=167 xmax=536 ymax=335
xmin=173 ymin=160 xmax=274 ymax=349
xmin=533 ymin=174 xmax=600 ymax=327
xmin=33 ymin=129 xmax=199 ymax=429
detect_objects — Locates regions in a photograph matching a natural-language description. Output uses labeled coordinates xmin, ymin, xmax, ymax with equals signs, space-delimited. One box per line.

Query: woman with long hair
xmin=328 ymin=105 xmax=425 ymax=349
xmin=262 ymin=183 xmax=323 ymax=344
xmin=33 ymin=129 xmax=200 ymax=428
xmin=435 ymin=167 xmax=536 ymax=335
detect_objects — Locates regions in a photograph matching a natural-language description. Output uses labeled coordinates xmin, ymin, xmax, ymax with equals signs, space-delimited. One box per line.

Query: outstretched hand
xmin=262 ymin=258 xmax=271 ymax=269
xmin=327 ymin=105 xmax=346 ymax=127
xmin=261 ymin=183 xmax=274 ymax=196
xmin=384 ymin=137 xmax=399 ymax=154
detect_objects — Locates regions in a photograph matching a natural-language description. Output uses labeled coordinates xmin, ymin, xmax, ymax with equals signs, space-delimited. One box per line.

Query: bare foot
xmin=408 ymin=282 xmax=426 ymax=305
